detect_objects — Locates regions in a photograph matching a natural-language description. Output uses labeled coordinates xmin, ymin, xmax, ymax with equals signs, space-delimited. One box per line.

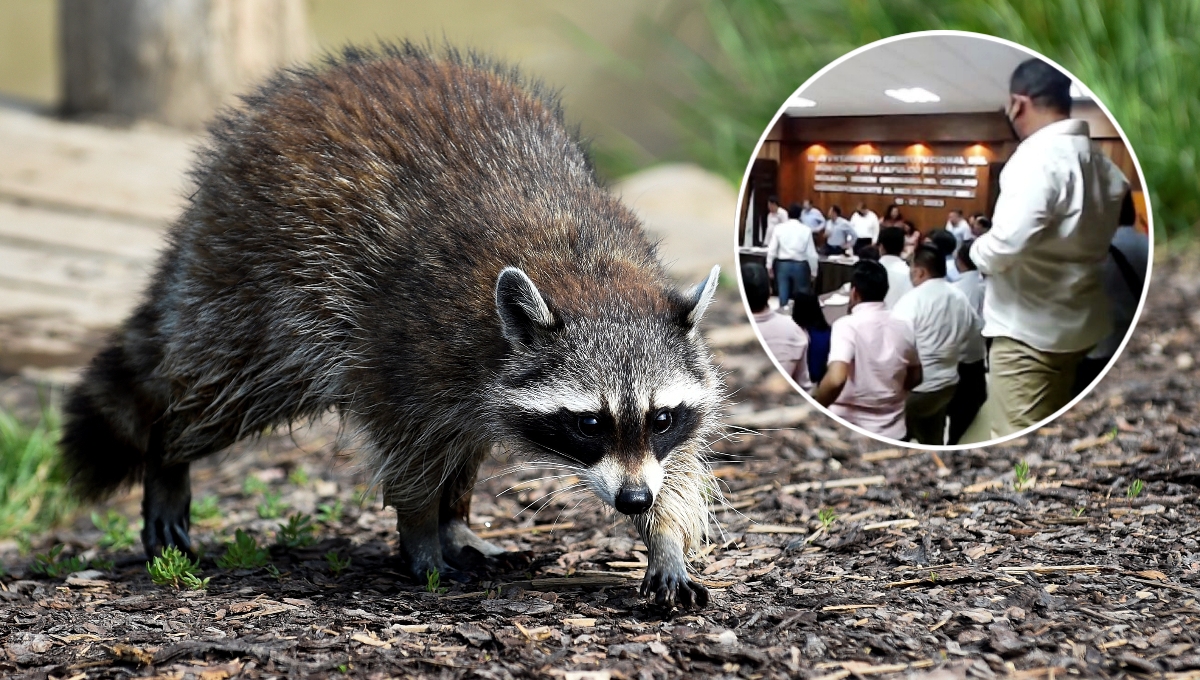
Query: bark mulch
xmin=2 ymin=263 xmax=1200 ymax=679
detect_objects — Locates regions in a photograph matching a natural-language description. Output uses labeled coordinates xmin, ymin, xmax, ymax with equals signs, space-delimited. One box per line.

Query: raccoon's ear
xmin=495 ymin=267 xmax=557 ymax=346
xmin=680 ymin=265 xmax=721 ymax=334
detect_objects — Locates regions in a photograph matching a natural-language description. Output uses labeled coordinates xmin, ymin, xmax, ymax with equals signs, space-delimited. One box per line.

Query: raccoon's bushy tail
xmin=60 ymin=345 xmax=154 ymax=500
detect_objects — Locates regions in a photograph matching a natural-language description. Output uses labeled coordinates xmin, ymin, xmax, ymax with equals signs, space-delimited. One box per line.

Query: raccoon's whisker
xmin=496 ymin=473 xmax=584 ymax=498
xmin=529 ymin=486 xmax=586 ymax=522
xmin=514 ymin=482 xmax=585 ymax=519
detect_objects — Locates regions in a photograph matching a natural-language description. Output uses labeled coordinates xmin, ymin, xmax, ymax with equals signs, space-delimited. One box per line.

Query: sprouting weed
xmin=325 ymin=550 xmax=351 ymax=577
xmin=817 ymin=508 xmax=837 ymax=530
xmin=92 ymin=510 xmax=138 ymax=551
xmin=216 ymin=529 xmax=270 ymax=569
xmin=29 ymin=544 xmax=88 ymax=578
xmin=1013 ymin=460 xmax=1031 ymax=490
xmin=256 ymin=490 xmax=285 ymax=519
xmin=276 ymin=513 xmax=316 ymax=549
xmin=190 ymin=495 xmax=221 ymax=523
xmin=266 ymin=564 xmax=284 ymax=581
xmin=425 ymin=568 xmax=447 ymax=594
xmin=317 ymin=500 xmax=344 ymax=525
xmin=1073 ymin=506 xmax=1086 ymax=517
xmin=288 ymin=467 xmax=310 ymax=487
xmin=243 ymin=476 xmax=269 ymax=496
xmin=147 ymin=546 xmax=208 ymax=590
xmin=1127 ymin=479 xmax=1145 ymax=499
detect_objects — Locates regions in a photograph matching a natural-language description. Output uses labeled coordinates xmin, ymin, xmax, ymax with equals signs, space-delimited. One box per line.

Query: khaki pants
xmin=987 ymin=337 xmax=1089 ymax=437
xmin=905 ymin=383 xmax=957 ymax=446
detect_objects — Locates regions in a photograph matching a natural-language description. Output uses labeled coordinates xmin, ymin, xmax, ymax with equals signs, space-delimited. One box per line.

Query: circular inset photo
xmin=735 ymin=31 xmax=1151 ymax=450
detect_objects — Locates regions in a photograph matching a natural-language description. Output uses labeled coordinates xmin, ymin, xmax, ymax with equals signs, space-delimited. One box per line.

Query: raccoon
xmin=59 ymin=44 xmax=723 ymax=608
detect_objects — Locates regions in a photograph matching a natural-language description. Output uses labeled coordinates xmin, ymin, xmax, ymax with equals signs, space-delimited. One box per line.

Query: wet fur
xmin=59 ymin=43 xmax=721 ymax=607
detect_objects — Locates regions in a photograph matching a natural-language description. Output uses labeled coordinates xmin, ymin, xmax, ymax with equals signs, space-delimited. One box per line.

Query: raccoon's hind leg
xmin=137 ymin=420 xmax=195 ymax=556
xmin=386 ymin=480 xmax=464 ymax=582
xmin=438 ymin=446 xmax=506 ymax=568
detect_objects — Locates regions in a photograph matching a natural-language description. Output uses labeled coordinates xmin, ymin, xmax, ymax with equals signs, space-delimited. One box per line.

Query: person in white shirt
xmin=970 ymin=58 xmax=1128 ymax=436
xmin=945 ymin=210 xmax=973 ymax=245
xmin=766 ymin=205 xmax=819 ymax=310
xmin=892 ymin=246 xmax=983 ymax=445
xmin=849 ymin=203 xmax=880 ymax=250
xmin=799 ymin=200 xmax=826 ymax=234
xmin=762 ymin=195 xmax=788 ymax=247
xmin=948 ymin=240 xmax=988 ymax=444
xmin=1072 ymin=192 xmax=1148 ymax=396
xmin=822 ymin=205 xmax=857 ymax=255
xmin=877 ymin=227 xmax=912 ymax=308
xmin=743 ymin=262 xmax=811 ymax=390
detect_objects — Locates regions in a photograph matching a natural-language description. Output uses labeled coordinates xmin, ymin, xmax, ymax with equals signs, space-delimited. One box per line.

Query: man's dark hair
xmin=878 ymin=226 xmax=905 ymax=256
xmin=768 ymin=194 xmax=780 ymax=206
xmin=957 ymin=240 xmax=977 ymax=272
xmin=791 ymin=290 xmax=830 ymax=331
xmin=974 ymin=216 xmax=992 ymax=233
xmin=912 ymin=245 xmax=947 ymax=279
xmin=851 ymin=260 xmax=889 ymax=303
xmin=742 ymin=262 xmax=771 ymax=312
xmin=949 ymin=209 xmax=962 ymax=218
xmin=1010 ymin=57 xmax=1072 ymax=115
xmin=1119 ymin=191 xmax=1136 ymax=226
xmin=787 ymin=203 xmax=803 ymax=220
xmin=928 ymin=229 xmax=958 ymax=259
xmin=830 ymin=205 xmax=842 ymax=217
xmin=857 ymin=245 xmax=880 ymax=261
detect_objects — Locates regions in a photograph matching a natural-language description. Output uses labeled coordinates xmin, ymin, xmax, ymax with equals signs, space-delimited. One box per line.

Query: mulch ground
xmin=3 ymin=261 xmax=1200 ymax=680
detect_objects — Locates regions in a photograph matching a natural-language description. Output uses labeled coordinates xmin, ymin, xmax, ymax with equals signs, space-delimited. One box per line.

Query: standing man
xmin=877 ymin=227 xmax=912 ymax=308
xmin=946 ymin=209 xmax=973 ymax=245
xmin=800 ymin=199 xmax=827 ymax=235
xmin=948 ymin=241 xmax=988 ymax=444
xmin=850 ymin=202 xmax=880 ymax=251
xmin=814 ymin=261 xmax=922 ymax=440
xmin=762 ymin=195 xmax=788 ymax=247
xmin=892 ymin=247 xmax=982 ymax=445
xmin=823 ymin=206 xmax=857 ymax=255
xmin=743 ymin=263 xmax=812 ymax=390
xmin=970 ymin=58 xmax=1128 ymax=435
xmin=766 ymin=204 xmax=819 ymax=310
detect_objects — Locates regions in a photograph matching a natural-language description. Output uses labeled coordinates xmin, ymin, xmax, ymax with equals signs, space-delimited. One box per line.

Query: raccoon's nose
xmin=614 ymin=486 xmax=653 ymax=515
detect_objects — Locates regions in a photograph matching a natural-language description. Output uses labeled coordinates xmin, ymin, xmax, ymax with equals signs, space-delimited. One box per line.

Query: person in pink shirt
xmin=743 ymin=262 xmax=812 ymax=390
xmin=813 ymin=261 xmax=922 ymax=440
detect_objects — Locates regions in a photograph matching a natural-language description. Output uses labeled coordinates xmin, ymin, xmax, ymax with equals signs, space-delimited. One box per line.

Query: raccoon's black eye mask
xmin=511 ymin=405 xmax=701 ymax=465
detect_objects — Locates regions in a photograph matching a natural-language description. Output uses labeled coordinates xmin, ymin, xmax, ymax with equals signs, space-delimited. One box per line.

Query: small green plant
xmin=425 ymin=568 xmax=447 ymax=594
xmin=29 ymin=544 xmax=89 ymax=578
xmin=1013 ymin=460 xmax=1031 ymax=490
xmin=92 ymin=510 xmax=138 ymax=551
xmin=929 ymin=571 xmax=938 ymax=582
xmin=288 ymin=467 xmax=310 ymax=487
xmin=276 ymin=513 xmax=316 ymax=548
xmin=1127 ymin=479 xmax=1145 ymax=499
xmin=337 ymin=664 xmax=350 ymax=674
xmin=190 ymin=495 xmax=221 ymax=523
xmin=256 ymin=490 xmax=285 ymax=519
xmin=325 ymin=550 xmax=351 ymax=577
xmin=243 ymin=476 xmax=269 ymax=496
xmin=817 ymin=508 xmax=837 ymax=530
xmin=147 ymin=546 xmax=209 ymax=590
xmin=266 ymin=564 xmax=284 ymax=581
xmin=0 ymin=406 xmax=75 ymax=539
xmin=1073 ymin=506 xmax=1086 ymax=517
xmin=317 ymin=499 xmax=344 ymax=525
xmin=216 ymin=529 xmax=270 ymax=569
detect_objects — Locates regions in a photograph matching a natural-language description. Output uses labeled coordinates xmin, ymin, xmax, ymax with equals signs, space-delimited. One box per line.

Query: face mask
xmin=1003 ymin=99 xmax=1022 ymax=141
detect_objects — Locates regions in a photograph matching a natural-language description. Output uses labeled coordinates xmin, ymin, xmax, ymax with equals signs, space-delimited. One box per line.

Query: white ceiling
xmin=785 ymin=34 xmax=1091 ymax=117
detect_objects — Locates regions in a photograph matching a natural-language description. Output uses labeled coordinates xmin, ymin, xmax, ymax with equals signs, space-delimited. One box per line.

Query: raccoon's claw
xmin=640 ymin=569 xmax=709 ymax=609
xmin=141 ymin=462 xmax=193 ymax=558
xmin=141 ymin=509 xmax=193 ymax=557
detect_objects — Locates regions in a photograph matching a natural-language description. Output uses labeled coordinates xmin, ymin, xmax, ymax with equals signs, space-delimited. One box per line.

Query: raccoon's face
xmin=491 ymin=266 xmax=722 ymax=515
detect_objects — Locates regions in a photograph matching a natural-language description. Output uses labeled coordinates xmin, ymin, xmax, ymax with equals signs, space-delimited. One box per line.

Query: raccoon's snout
xmin=615 ymin=485 xmax=654 ymax=515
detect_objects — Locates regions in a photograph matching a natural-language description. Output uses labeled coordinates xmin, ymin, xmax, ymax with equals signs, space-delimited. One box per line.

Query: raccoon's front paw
xmin=640 ymin=568 xmax=709 ymax=609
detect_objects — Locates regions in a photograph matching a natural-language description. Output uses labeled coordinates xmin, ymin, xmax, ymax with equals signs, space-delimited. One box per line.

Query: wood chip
xmin=860 ymin=448 xmax=912 ymax=462
xmin=779 ymin=475 xmax=886 ymax=494
xmin=562 ymin=618 xmax=596 ymax=627
xmin=351 ymin=632 xmax=391 ymax=649
xmin=821 ymin=603 xmax=879 ymax=612
xmin=475 ymin=522 xmax=575 ymax=539
xmin=998 ymin=565 xmax=1103 ymax=575
xmin=745 ymin=524 xmax=809 ymax=534
xmin=863 ymin=519 xmax=920 ymax=531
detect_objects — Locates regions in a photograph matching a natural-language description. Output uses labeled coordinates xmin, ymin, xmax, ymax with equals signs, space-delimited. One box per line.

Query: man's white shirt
xmin=766 ymin=219 xmax=819 ymax=277
xmin=850 ymin=210 xmax=880 ymax=244
xmin=953 ymin=270 xmax=987 ymax=364
xmin=764 ymin=207 xmax=788 ymax=245
xmin=946 ymin=219 xmax=973 ymax=245
xmin=970 ymin=118 xmax=1128 ymax=352
xmin=892 ymin=278 xmax=982 ymax=393
xmin=878 ymin=254 xmax=912 ymax=309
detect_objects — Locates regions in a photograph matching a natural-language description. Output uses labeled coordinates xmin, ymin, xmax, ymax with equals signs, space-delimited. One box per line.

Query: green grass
xmin=147 ymin=546 xmax=209 ymax=590
xmin=216 ymin=529 xmax=270 ymax=569
xmin=586 ymin=0 xmax=1200 ymax=241
xmin=0 ymin=406 xmax=74 ymax=540
xmin=817 ymin=508 xmax=837 ymax=530
xmin=276 ymin=512 xmax=316 ymax=549
xmin=1127 ymin=478 xmax=1145 ymax=499
xmin=325 ymin=550 xmax=351 ymax=577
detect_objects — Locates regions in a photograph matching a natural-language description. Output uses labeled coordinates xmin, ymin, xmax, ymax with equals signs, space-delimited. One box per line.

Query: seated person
xmin=791 ymin=291 xmax=832 ymax=383
xmin=814 ymin=261 xmax=922 ymax=440
xmin=743 ymin=262 xmax=812 ymax=389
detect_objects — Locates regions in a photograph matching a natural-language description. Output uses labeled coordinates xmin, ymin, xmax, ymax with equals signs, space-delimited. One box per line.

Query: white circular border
xmin=733 ymin=29 xmax=1156 ymax=452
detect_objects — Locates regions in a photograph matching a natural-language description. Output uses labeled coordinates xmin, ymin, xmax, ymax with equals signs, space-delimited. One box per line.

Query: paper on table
xmin=822 ymin=293 xmax=850 ymax=306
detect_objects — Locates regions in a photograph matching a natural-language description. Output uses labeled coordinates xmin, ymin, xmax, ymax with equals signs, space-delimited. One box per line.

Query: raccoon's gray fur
xmin=60 ymin=43 xmax=723 ymax=608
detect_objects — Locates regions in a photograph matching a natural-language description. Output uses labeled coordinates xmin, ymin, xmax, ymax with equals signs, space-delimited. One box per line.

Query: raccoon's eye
xmin=577 ymin=414 xmax=602 ymax=438
xmin=651 ymin=409 xmax=673 ymax=435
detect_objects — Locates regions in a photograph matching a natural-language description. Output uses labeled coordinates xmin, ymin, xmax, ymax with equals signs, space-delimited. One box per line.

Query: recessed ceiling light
xmin=884 ymin=87 xmax=940 ymax=104
xmin=788 ymin=95 xmax=816 ymax=108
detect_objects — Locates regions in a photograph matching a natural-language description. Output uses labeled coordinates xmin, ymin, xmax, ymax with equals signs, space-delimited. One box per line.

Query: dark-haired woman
xmin=791 ymin=291 xmax=832 ymax=383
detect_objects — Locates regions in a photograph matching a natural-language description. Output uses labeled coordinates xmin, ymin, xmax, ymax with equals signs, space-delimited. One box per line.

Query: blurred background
xmin=0 ymin=0 xmax=1196 ymax=540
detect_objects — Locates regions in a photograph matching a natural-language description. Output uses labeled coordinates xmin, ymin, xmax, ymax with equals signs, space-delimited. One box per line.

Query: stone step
xmin=0 ymin=241 xmax=152 ymax=296
xmin=0 ymin=201 xmax=164 ymax=262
